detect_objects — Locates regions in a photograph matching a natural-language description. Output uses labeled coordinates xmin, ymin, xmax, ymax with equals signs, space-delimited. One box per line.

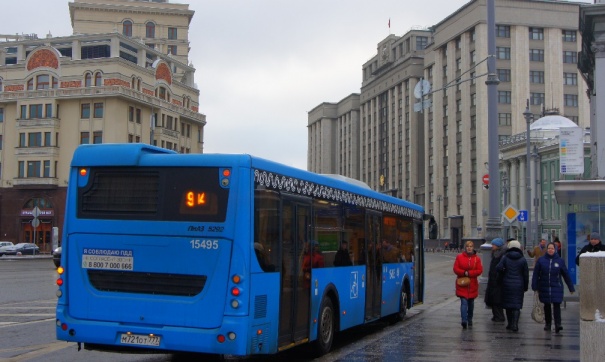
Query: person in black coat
xmin=333 ymin=241 xmax=353 ymax=266
xmin=532 ymin=242 xmax=575 ymax=333
xmin=575 ymin=232 xmax=605 ymax=266
xmin=485 ymin=238 xmax=507 ymax=322
xmin=495 ymin=240 xmax=529 ymax=332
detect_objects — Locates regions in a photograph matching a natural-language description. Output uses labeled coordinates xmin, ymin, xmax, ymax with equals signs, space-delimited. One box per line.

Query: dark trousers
xmin=544 ymin=303 xmax=562 ymax=326
xmin=492 ymin=305 xmax=505 ymax=321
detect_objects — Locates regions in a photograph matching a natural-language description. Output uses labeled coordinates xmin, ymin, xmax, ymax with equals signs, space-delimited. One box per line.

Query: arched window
xmin=122 ymin=20 xmax=132 ymax=37
xmin=94 ymin=72 xmax=102 ymax=87
xmin=37 ymin=74 xmax=49 ymax=89
xmin=85 ymin=73 xmax=92 ymax=87
xmin=146 ymin=22 xmax=155 ymax=38
xmin=27 ymin=78 xmax=34 ymax=90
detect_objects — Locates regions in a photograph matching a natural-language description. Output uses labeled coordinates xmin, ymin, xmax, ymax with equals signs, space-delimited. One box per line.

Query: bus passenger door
xmin=365 ymin=211 xmax=382 ymax=321
xmin=278 ymin=196 xmax=312 ymax=348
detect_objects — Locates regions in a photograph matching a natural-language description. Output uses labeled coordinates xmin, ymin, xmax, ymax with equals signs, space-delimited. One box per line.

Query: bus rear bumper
xmin=55 ymin=307 xmax=252 ymax=355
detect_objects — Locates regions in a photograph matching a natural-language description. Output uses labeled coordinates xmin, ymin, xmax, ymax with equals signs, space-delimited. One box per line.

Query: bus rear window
xmin=78 ymin=167 xmax=229 ymax=222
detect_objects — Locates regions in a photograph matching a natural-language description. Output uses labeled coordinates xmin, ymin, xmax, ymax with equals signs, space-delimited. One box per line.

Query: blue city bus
xmin=55 ymin=143 xmax=426 ymax=357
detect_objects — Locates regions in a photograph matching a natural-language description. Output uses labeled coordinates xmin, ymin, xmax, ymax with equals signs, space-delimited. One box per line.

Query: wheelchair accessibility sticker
xmin=350 ymin=271 xmax=359 ymax=299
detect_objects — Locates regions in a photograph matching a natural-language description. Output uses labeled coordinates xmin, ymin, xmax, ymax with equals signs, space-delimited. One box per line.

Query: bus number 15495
xmin=190 ymin=239 xmax=219 ymax=250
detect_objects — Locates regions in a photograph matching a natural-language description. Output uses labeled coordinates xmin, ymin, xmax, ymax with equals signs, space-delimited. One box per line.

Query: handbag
xmin=456 ymin=276 xmax=471 ymax=287
xmin=531 ymin=291 xmax=544 ymax=323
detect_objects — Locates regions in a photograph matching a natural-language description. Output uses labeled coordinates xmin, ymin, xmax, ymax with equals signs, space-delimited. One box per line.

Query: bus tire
xmin=390 ymin=287 xmax=408 ymax=323
xmin=313 ymin=297 xmax=335 ymax=356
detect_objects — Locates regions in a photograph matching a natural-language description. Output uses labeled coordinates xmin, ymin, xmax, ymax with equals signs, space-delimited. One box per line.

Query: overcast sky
xmin=1 ymin=0 xmax=593 ymax=169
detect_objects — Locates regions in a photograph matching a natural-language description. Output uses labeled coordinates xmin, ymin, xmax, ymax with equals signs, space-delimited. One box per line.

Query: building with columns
xmin=0 ymin=0 xmax=205 ymax=250
xmin=308 ymin=0 xmax=589 ymax=242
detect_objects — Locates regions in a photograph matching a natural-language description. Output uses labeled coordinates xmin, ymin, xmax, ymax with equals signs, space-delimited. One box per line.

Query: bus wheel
xmin=314 ymin=297 xmax=335 ymax=356
xmin=390 ymin=287 xmax=408 ymax=324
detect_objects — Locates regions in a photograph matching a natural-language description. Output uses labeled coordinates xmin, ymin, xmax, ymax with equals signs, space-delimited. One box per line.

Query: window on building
xmin=94 ymin=72 xmax=102 ymax=86
xmin=497 ymin=69 xmax=511 ymax=82
xmin=530 ymin=70 xmax=545 ymax=84
xmin=564 ymin=94 xmax=578 ymax=107
xmin=168 ymin=45 xmax=177 ymax=55
xmin=128 ymin=106 xmax=134 ymax=122
xmin=416 ymin=36 xmax=428 ymax=50
xmin=564 ymin=72 xmax=578 ymax=85
xmin=498 ymin=113 xmax=512 ymax=126
xmin=497 ymin=47 xmax=510 ymax=60
xmin=0 ymin=135 xmax=2 ymax=150
xmin=146 ymin=22 xmax=155 ymax=38
xmin=93 ymin=103 xmax=104 ymax=118
xmin=19 ymin=133 xmax=25 ymax=147
xmin=85 ymin=73 xmax=92 ymax=87
xmin=29 ymin=104 xmax=43 ymax=119
xmin=529 ymin=27 xmax=544 ymax=40
xmin=0 ymin=77 xmax=3 ymax=92
xmin=80 ymin=132 xmax=89 ymax=144
xmin=530 ymin=92 xmax=545 ymax=105
xmin=27 ymin=78 xmax=34 ymax=90
xmin=498 ymin=91 xmax=511 ymax=104
xmin=28 ymin=132 xmax=42 ymax=147
xmin=136 ymin=108 xmax=141 ymax=123
xmin=27 ymin=161 xmax=41 ymax=177
xmin=18 ymin=161 xmax=25 ymax=178
xmin=471 ymin=93 xmax=476 ymax=107
xmin=530 ymin=49 xmax=544 ymax=62
xmin=496 ymin=25 xmax=510 ymax=38
xmin=563 ymin=30 xmax=576 ymax=42
xmin=93 ymin=131 xmax=103 ymax=144
xmin=44 ymin=132 xmax=51 ymax=146
xmin=45 ymin=104 xmax=52 ymax=118
xmin=36 ymin=74 xmax=49 ymax=89
xmin=563 ymin=51 xmax=577 ymax=64
xmin=470 ymin=50 xmax=476 ymax=64
xmin=168 ymin=27 xmax=177 ymax=40
xmin=43 ymin=160 xmax=51 ymax=177
xmin=0 ymin=108 xmax=3 ymax=122
xmin=81 ymin=104 xmax=90 ymax=118
xmin=123 ymin=20 xmax=133 ymax=37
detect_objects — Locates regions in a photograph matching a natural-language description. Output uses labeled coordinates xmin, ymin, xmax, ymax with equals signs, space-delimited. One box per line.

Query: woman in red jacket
xmin=453 ymin=240 xmax=484 ymax=329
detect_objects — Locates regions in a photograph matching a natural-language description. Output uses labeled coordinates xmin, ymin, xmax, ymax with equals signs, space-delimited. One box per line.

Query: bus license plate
xmin=120 ymin=333 xmax=161 ymax=347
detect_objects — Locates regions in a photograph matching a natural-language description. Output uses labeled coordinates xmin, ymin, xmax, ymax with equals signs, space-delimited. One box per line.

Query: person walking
xmin=485 ymin=238 xmax=507 ymax=323
xmin=496 ymin=240 xmax=529 ymax=332
xmin=575 ymin=232 xmax=605 ymax=266
xmin=528 ymin=238 xmax=547 ymax=265
xmin=453 ymin=240 xmax=483 ymax=329
xmin=532 ymin=242 xmax=575 ymax=333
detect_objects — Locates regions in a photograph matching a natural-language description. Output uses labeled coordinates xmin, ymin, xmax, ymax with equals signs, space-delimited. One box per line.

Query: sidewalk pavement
xmin=325 ymin=289 xmax=580 ymax=362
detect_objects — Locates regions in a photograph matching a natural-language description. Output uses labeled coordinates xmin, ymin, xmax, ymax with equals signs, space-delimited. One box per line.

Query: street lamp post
xmin=502 ymin=171 xmax=509 ymax=240
xmin=484 ymin=0 xmax=502 ymax=243
xmin=533 ymin=145 xmax=540 ymax=243
xmin=437 ymin=195 xmax=443 ymax=241
xmin=523 ymin=101 xmax=533 ymax=250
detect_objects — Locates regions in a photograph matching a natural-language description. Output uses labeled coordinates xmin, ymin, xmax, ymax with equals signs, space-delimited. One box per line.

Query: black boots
xmin=544 ymin=324 xmax=551 ymax=331
xmin=555 ymin=325 xmax=563 ymax=333
xmin=510 ymin=310 xmax=520 ymax=332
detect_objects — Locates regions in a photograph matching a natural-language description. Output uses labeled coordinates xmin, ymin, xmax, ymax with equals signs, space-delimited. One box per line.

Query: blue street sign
xmin=518 ymin=210 xmax=528 ymax=222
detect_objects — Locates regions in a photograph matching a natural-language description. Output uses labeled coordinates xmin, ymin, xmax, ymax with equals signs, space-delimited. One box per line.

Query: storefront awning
xmin=554 ymin=180 xmax=605 ymax=205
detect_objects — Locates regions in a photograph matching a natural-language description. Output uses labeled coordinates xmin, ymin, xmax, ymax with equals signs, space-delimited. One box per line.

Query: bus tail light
xmin=217 ymin=334 xmax=226 ymax=343
xmin=231 ymin=287 xmax=240 ymax=296
xmin=56 ymin=278 xmax=64 ymax=286
xmin=230 ymin=299 xmax=240 ymax=308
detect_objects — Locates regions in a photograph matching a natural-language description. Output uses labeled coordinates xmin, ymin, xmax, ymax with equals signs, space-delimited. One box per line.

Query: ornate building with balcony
xmin=0 ymin=0 xmax=205 ymax=250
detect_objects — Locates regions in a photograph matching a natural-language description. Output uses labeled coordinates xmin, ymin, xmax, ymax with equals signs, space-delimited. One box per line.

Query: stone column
xmin=579 ymin=253 xmax=605 ymax=361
